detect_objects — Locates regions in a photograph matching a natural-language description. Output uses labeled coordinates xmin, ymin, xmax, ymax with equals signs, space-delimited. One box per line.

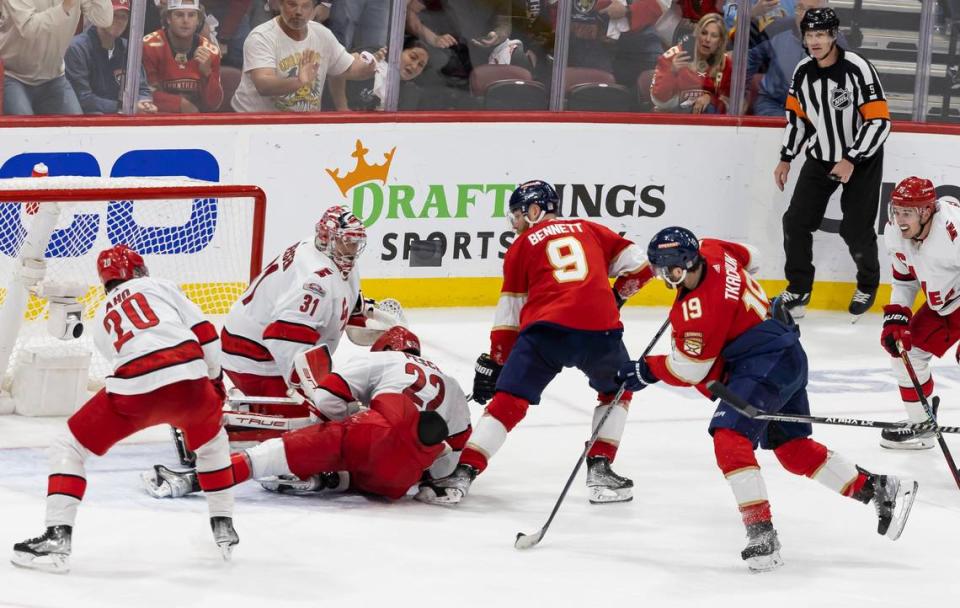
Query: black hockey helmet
xmin=647 ymin=226 xmax=701 ymax=276
xmin=800 ymin=7 xmax=840 ymax=35
xmin=508 ymin=180 xmax=560 ymax=216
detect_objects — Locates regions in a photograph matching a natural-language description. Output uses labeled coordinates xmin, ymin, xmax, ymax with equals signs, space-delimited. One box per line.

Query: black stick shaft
xmin=706 ymin=381 xmax=960 ymax=433
xmin=517 ymin=317 xmax=670 ymax=548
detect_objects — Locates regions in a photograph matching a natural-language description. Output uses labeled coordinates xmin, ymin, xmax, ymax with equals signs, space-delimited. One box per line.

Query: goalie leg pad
xmin=245 ymin=437 xmax=295 ymax=480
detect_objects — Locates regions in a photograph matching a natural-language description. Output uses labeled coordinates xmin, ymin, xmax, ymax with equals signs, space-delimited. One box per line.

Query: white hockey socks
xmin=45 ymin=431 xmax=92 ymax=527
xmin=194 ymin=428 xmax=235 ymax=518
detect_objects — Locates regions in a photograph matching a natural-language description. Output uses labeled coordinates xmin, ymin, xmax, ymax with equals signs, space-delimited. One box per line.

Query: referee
xmin=772 ymin=7 xmax=891 ymax=319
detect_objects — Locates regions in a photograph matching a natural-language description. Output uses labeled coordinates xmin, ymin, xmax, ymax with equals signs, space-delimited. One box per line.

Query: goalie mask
xmin=97 ymin=244 xmax=148 ymax=287
xmin=315 ymin=206 xmax=367 ymax=278
xmin=370 ymin=326 xmax=421 ymax=356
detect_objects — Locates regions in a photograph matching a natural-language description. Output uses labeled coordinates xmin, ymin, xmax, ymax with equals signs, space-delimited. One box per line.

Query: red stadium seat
xmin=217 ymin=66 xmax=242 ymax=112
xmin=469 ymin=64 xmax=533 ymax=97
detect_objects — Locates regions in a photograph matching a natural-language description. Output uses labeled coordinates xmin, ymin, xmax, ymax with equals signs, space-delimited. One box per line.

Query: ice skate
xmin=880 ymin=424 xmax=936 ymax=450
xmin=259 ymin=472 xmax=349 ymax=494
xmin=740 ymin=521 xmax=783 ymax=573
xmin=776 ymin=290 xmax=810 ymax=319
xmin=880 ymin=399 xmax=938 ymax=450
xmin=849 ymin=287 xmax=877 ymax=320
xmin=855 ymin=468 xmax=918 ymax=540
xmin=415 ymin=464 xmax=477 ymax=505
xmin=11 ymin=525 xmax=72 ymax=573
xmin=585 ymin=456 xmax=633 ymax=504
xmin=141 ymin=464 xmax=200 ymax=498
xmin=210 ymin=516 xmax=239 ymax=561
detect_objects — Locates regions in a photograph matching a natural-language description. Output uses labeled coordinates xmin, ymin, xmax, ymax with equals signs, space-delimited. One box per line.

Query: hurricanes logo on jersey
xmin=830 ymin=88 xmax=853 ymax=110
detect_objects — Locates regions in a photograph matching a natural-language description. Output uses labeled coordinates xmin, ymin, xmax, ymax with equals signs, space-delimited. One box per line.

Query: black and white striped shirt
xmin=780 ymin=47 xmax=891 ymax=164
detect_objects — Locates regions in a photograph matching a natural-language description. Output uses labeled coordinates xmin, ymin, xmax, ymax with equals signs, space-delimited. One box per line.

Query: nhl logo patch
xmin=830 ymin=88 xmax=853 ymax=110
xmin=682 ymin=331 xmax=704 ymax=356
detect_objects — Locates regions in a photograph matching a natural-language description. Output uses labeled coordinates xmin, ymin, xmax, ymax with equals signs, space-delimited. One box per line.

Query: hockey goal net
xmin=0 ymin=176 xmax=266 ymax=394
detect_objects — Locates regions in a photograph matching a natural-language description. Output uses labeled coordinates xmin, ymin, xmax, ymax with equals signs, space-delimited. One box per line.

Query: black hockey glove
xmin=472 ymin=353 xmax=502 ymax=404
xmin=615 ymin=357 xmax=659 ymax=392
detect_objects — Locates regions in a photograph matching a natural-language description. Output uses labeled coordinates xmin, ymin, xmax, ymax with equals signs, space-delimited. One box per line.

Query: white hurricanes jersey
xmin=885 ymin=200 xmax=960 ymax=316
xmin=93 ymin=277 xmax=220 ymax=395
xmin=311 ymin=351 xmax=471 ymax=442
xmin=221 ymin=241 xmax=361 ymax=382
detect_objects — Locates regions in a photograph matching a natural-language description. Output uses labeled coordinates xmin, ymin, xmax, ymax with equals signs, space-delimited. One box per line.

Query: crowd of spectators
xmin=0 ymin=0 xmax=956 ymax=117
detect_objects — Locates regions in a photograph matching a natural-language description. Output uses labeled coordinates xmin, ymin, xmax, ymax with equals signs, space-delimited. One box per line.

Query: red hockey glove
xmin=881 ymin=304 xmax=912 ymax=356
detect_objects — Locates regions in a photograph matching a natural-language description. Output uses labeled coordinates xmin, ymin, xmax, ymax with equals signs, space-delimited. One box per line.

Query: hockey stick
xmin=898 ymin=349 xmax=960 ymax=491
xmin=514 ymin=317 xmax=671 ymax=550
xmin=706 ymin=381 xmax=960 ymax=434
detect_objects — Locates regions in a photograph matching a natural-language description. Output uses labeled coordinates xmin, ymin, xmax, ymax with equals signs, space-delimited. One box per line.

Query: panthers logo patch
xmin=682 ymin=332 xmax=704 ymax=356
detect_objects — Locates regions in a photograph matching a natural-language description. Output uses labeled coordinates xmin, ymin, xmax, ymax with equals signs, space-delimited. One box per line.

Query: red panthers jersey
xmin=645 ymin=239 xmax=766 ymax=397
xmin=490 ymin=218 xmax=650 ymax=363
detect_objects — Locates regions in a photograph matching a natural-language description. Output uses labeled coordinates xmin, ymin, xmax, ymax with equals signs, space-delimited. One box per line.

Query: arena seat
xmin=469 ymin=64 xmax=533 ymax=97
xmin=564 ymin=67 xmax=616 ymax=92
xmin=566 ymin=82 xmax=634 ymax=112
xmin=218 ymin=66 xmax=242 ymax=112
xmin=483 ymin=80 xmax=548 ymax=110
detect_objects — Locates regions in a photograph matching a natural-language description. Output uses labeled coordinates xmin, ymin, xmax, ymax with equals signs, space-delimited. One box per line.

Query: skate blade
xmin=588 ymin=486 xmax=634 ymax=504
xmin=886 ymin=481 xmax=919 ymax=541
xmin=791 ymin=307 xmax=807 ymax=320
xmin=414 ymin=486 xmax=464 ymax=506
xmin=746 ymin=551 xmax=784 ymax=573
xmin=11 ymin=551 xmax=70 ymax=574
xmin=218 ymin=542 xmax=235 ymax=562
xmin=850 ymin=313 xmax=864 ymax=324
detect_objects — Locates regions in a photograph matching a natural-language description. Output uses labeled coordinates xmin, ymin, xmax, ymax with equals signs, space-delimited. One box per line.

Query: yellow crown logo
xmin=326 ymin=139 xmax=396 ymax=196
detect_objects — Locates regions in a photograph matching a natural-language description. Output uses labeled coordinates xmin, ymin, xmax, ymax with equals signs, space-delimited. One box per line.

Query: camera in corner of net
xmin=36 ymin=282 xmax=88 ymax=340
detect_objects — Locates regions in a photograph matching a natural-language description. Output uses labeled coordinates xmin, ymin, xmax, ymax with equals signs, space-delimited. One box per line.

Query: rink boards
xmin=1 ymin=116 xmax=958 ymax=312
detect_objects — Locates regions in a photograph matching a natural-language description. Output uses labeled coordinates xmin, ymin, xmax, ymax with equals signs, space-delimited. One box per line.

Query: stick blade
xmin=514 ymin=529 xmax=544 ymax=550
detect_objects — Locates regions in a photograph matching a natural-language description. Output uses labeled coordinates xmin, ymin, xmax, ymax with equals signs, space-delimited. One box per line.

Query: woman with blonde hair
xmin=650 ymin=13 xmax=732 ymax=114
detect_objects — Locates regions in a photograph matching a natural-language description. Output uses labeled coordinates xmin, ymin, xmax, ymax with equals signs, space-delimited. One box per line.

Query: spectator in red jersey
xmin=0 ymin=0 xmax=114 ymax=115
xmin=66 ymin=0 xmax=157 ymax=114
xmin=651 ymin=12 xmax=731 ymax=113
xmin=142 ymin=0 xmax=224 ymax=113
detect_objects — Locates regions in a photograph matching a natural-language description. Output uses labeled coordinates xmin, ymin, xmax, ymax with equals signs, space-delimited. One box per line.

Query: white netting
xmin=0 ymin=176 xmax=264 ymax=389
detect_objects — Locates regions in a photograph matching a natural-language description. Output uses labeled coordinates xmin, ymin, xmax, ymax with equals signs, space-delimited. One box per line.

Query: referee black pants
xmin=782 ymin=151 xmax=883 ymax=295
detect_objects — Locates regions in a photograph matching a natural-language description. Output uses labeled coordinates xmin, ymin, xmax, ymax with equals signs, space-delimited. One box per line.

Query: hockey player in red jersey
xmin=144 ymin=326 xmax=473 ymax=501
xmin=616 ymin=226 xmax=918 ymax=572
xmin=11 ymin=245 xmax=237 ymax=573
xmin=879 ymin=177 xmax=960 ymax=449
xmin=416 ymin=180 xmax=651 ymax=506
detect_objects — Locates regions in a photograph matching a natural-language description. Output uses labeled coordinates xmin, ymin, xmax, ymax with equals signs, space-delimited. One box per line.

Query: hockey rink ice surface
xmin=2 ymin=307 xmax=959 ymax=607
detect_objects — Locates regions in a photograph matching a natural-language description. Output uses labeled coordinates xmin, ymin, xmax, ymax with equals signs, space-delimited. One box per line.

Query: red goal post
xmin=0 ymin=179 xmax=266 ymax=390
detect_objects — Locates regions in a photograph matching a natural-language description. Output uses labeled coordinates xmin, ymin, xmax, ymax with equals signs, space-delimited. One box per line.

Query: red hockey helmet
xmin=97 ymin=244 xmax=147 ymax=286
xmin=371 ymin=326 xmax=421 ymax=356
xmin=891 ymin=176 xmax=937 ymax=214
xmin=315 ymin=205 xmax=367 ymax=278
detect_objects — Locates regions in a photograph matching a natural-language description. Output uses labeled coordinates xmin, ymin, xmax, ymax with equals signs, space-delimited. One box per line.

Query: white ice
xmin=2 ymin=307 xmax=959 ymax=607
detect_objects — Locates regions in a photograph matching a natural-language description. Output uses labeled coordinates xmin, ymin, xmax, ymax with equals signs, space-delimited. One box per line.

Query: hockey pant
xmin=241 ymin=393 xmax=444 ymax=500
xmin=47 ymin=378 xmax=234 ymax=527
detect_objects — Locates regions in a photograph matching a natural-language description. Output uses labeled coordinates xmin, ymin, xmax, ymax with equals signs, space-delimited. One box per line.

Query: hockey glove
xmin=881 ymin=304 xmax=912 ymax=356
xmin=615 ymin=357 xmax=659 ymax=392
xmin=472 ymin=353 xmax=502 ymax=404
